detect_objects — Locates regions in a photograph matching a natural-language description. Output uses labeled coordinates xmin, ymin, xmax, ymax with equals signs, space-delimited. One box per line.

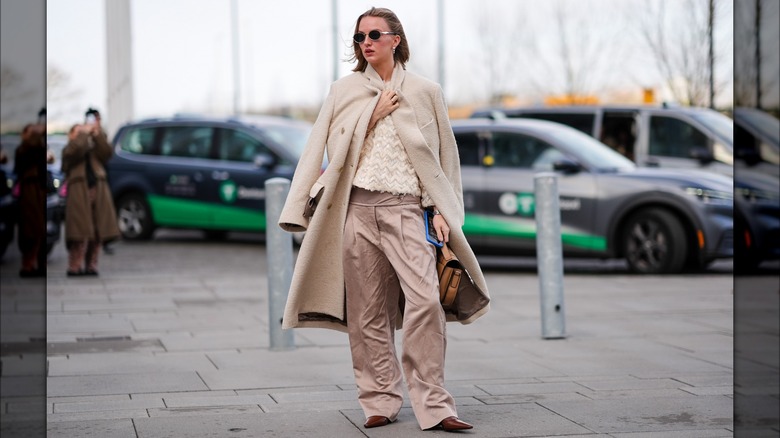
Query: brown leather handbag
xmin=436 ymin=243 xmax=463 ymax=309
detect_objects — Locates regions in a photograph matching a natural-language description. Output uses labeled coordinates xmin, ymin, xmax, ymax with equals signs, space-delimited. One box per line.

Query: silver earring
xmin=392 ymin=46 xmax=396 ymax=54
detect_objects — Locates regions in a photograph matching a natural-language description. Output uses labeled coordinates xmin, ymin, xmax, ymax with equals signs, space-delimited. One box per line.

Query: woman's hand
xmin=367 ymin=89 xmax=400 ymax=134
xmin=432 ymin=213 xmax=450 ymax=244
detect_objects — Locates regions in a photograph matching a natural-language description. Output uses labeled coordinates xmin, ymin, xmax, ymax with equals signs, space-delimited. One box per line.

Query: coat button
xmin=341 ymin=127 xmax=345 ymax=134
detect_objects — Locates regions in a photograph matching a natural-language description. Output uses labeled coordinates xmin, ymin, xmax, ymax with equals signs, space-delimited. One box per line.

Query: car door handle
xmin=211 ymin=170 xmax=230 ymax=180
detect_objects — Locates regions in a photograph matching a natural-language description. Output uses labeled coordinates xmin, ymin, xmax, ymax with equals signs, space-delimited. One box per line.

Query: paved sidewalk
xmin=4 ymin=234 xmax=735 ymax=437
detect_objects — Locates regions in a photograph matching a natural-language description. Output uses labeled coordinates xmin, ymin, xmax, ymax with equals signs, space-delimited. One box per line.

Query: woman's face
xmin=357 ymin=16 xmax=399 ymax=67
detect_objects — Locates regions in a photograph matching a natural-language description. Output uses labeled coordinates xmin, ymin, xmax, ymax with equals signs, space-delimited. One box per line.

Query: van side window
xmin=517 ymin=113 xmax=595 ymax=135
xmin=648 ymin=116 xmax=708 ymax=158
xmin=120 ymin=127 xmax=156 ymax=154
xmin=219 ymin=129 xmax=277 ymax=163
xmin=160 ymin=127 xmax=213 ymax=159
xmin=455 ymin=132 xmax=481 ymax=166
xmin=492 ymin=132 xmax=560 ymax=169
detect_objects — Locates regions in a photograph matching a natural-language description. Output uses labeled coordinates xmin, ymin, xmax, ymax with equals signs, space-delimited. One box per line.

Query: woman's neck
xmin=372 ymin=60 xmax=394 ymax=82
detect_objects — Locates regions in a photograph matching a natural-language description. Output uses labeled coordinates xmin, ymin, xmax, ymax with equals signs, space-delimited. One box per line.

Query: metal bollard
xmin=534 ymin=173 xmax=566 ymax=339
xmin=265 ymin=178 xmax=296 ymax=350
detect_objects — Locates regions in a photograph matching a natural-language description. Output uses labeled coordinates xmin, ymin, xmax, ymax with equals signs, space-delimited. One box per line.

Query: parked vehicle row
xmin=471 ymin=104 xmax=734 ymax=176
xmin=451 ymin=118 xmax=733 ymax=274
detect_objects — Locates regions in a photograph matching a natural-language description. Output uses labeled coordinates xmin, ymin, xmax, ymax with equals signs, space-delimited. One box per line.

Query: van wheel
xmin=622 ymin=208 xmax=687 ymax=274
xmin=117 ymin=193 xmax=154 ymax=240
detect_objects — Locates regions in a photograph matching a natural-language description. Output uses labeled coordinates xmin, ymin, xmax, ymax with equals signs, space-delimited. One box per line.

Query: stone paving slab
xmin=47 ymin=409 xmax=150 ymax=423
xmin=679 ymin=386 xmax=734 ymax=396
xmin=148 ymin=405 xmax=264 ymax=418
xmin=578 ymin=388 xmax=696 ymax=400
xmin=47 ymin=394 xmax=133 ymax=404
xmin=162 ymin=394 xmax=274 ymax=408
xmin=47 ymin=338 xmax=165 ymax=355
xmin=157 ymin=330 xmax=269 ymax=351
xmin=47 ymin=372 xmax=209 ymax=397
xmin=51 ymin=397 xmax=163 ymax=414
xmin=576 ymin=377 xmax=686 ymax=391
xmin=197 ymin=363 xmax=355 ymax=390
xmin=47 ymin=314 xmax=135 ymax=333
xmin=47 ymin=351 xmax=217 ymax=376
xmin=538 ymin=395 xmax=733 ymax=433
xmin=47 ymin=419 xmax=137 ymax=438
xmin=132 ymin=410 xmax=366 ymax=438
xmin=477 ymin=381 xmax=589 ymax=396
xmin=129 ymin=389 xmax=237 ymax=401
xmin=475 ymin=391 xmax=592 ymax=404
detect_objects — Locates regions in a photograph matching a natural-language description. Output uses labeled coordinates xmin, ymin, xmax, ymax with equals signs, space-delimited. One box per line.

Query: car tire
xmin=116 ymin=193 xmax=154 ymax=240
xmin=622 ymin=208 xmax=687 ymax=274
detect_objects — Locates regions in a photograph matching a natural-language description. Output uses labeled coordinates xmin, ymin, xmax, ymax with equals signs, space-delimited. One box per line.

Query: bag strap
xmin=441 ymin=242 xmax=452 ymax=260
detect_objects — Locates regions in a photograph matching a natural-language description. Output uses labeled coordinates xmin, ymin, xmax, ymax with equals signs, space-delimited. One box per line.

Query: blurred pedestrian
xmin=14 ymin=122 xmax=48 ymax=277
xmin=86 ymin=109 xmax=118 ymax=256
xmin=278 ymin=7 xmax=489 ymax=432
xmin=61 ymin=112 xmax=119 ymax=277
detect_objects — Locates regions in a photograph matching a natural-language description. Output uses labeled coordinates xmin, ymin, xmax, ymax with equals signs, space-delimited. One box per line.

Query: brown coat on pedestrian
xmin=61 ymin=131 xmax=120 ymax=243
xmin=279 ymin=64 xmax=490 ymax=332
xmin=14 ymin=131 xmax=48 ymax=246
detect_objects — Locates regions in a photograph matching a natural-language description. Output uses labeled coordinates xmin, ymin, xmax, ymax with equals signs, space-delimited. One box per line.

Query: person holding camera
xmin=61 ymin=109 xmax=119 ymax=276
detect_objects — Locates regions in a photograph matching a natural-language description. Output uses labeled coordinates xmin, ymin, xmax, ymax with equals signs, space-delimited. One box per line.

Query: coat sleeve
xmin=433 ymin=85 xmax=465 ymax=222
xmin=278 ymin=84 xmax=337 ymax=232
xmin=91 ymin=129 xmax=114 ymax=164
xmin=61 ymin=133 xmax=91 ymax=176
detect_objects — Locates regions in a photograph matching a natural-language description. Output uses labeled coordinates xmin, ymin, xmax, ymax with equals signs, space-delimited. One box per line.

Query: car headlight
xmin=684 ymin=187 xmax=733 ymax=205
xmin=735 ymin=187 xmax=780 ymax=204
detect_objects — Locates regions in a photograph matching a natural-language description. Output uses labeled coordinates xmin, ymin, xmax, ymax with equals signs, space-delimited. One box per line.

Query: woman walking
xmin=279 ymin=7 xmax=489 ymax=431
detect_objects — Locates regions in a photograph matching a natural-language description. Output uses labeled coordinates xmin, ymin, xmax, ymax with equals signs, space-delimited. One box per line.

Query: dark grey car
xmin=453 ymin=118 xmax=733 ymax=274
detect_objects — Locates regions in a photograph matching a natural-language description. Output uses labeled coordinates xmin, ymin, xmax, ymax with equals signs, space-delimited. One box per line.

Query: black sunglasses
xmin=353 ymin=30 xmax=397 ymax=44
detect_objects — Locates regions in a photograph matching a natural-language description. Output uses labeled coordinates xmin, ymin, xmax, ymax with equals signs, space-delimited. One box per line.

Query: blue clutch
xmin=424 ymin=210 xmax=443 ymax=248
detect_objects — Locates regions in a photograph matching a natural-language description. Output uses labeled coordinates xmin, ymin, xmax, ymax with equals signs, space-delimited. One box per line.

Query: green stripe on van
xmin=147 ymin=195 xmax=266 ymax=231
xmin=463 ymin=213 xmax=606 ymax=251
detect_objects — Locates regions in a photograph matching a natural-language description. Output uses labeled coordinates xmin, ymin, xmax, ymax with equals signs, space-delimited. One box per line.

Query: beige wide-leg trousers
xmin=343 ymin=187 xmax=457 ymax=430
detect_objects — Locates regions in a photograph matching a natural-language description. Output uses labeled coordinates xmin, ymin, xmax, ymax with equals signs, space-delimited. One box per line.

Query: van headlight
xmin=684 ymin=187 xmax=733 ymax=205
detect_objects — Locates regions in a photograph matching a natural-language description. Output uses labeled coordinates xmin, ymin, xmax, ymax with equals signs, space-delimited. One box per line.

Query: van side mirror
xmin=688 ymin=147 xmax=714 ymax=164
xmin=552 ymin=158 xmax=582 ymax=174
xmin=253 ymin=153 xmax=277 ymax=169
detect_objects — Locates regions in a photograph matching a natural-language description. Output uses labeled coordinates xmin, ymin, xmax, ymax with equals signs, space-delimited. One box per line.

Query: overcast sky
xmin=2 ymin=0 xmax=740 ymax=131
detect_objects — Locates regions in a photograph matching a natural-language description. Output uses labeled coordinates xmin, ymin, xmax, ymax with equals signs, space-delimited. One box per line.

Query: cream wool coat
xmin=279 ymin=63 xmax=490 ymax=332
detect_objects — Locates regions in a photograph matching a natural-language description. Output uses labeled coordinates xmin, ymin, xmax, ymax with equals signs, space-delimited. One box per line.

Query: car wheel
xmin=117 ymin=193 xmax=154 ymax=240
xmin=622 ymin=208 xmax=687 ymax=274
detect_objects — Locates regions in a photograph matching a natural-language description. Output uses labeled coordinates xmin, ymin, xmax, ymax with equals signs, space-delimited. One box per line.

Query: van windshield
xmin=544 ymin=127 xmax=636 ymax=171
xmin=690 ymin=111 xmax=733 ymax=148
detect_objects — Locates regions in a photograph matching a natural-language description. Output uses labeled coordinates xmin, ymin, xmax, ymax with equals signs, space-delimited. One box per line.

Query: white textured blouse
xmin=352 ymin=113 xmax=433 ymax=206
